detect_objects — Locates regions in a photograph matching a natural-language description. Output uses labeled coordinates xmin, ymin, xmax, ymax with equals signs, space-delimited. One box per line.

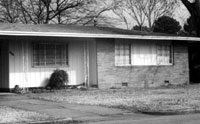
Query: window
xmin=115 ymin=42 xmax=131 ymax=66
xmin=32 ymin=43 xmax=68 ymax=67
xmin=115 ymin=41 xmax=173 ymax=66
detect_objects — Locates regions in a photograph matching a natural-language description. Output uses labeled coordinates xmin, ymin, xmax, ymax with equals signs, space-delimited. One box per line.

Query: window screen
xmin=33 ymin=43 xmax=68 ymax=67
xmin=115 ymin=42 xmax=131 ymax=66
xmin=115 ymin=41 xmax=173 ymax=66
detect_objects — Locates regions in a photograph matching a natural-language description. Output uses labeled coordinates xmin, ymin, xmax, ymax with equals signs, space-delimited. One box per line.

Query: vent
xmin=122 ymin=82 xmax=128 ymax=87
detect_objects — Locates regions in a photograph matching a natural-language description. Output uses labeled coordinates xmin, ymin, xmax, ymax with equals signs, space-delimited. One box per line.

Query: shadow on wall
xmin=41 ymin=78 xmax=49 ymax=87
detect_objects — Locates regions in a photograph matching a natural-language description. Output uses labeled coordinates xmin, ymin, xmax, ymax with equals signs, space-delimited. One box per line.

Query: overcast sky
xmin=174 ymin=4 xmax=190 ymax=26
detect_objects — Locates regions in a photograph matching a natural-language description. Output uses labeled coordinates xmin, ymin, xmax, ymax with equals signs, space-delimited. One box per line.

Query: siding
xmin=89 ymin=40 xmax=97 ymax=86
xmin=9 ymin=37 xmax=85 ymax=88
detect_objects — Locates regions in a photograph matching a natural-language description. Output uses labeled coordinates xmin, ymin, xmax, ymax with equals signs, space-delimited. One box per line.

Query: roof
xmin=0 ymin=23 xmax=200 ymax=41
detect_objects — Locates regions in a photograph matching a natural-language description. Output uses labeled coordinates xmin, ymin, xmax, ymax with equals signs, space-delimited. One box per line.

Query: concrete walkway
xmin=0 ymin=93 xmax=154 ymax=123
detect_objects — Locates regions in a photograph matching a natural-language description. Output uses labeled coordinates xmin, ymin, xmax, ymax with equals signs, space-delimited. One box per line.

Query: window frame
xmin=155 ymin=41 xmax=174 ymax=66
xmin=32 ymin=42 xmax=69 ymax=68
xmin=115 ymin=41 xmax=132 ymax=66
xmin=115 ymin=40 xmax=174 ymax=67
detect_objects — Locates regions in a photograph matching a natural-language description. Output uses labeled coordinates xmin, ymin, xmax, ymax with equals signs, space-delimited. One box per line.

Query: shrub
xmin=13 ymin=85 xmax=24 ymax=94
xmin=48 ymin=69 xmax=68 ymax=89
xmin=153 ymin=16 xmax=181 ymax=34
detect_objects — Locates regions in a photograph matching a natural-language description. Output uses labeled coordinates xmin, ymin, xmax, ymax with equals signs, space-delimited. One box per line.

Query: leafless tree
xmin=72 ymin=0 xmax=118 ymax=27
xmin=0 ymin=0 xmax=115 ymax=26
xmin=111 ymin=0 xmax=131 ymax=29
xmin=15 ymin=0 xmax=88 ymax=24
xmin=0 ymin=0 xmax=179 ymax=31
xmin=139 ymin=0 xmax=177 ymax=29
xmin=0 ymin=0 xmax=20 ymax=23
xmin=112 ymin=0 xmax=177 ymax=31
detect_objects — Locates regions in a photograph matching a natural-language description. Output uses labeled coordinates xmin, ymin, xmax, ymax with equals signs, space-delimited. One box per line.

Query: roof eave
xmin=0 ymin=30 xmax=199 ymax=42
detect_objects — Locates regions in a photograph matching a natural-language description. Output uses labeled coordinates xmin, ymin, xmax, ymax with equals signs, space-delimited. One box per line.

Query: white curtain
xmin=131 ymin=41 xmax=157 ymax=65
xmin=115 ymin=41 xmax=130 ymax=66
xmin=115 ymin=40 xmax=172 ymax=66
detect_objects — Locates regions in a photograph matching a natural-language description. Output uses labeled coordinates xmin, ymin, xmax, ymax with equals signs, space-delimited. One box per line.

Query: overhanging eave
xmin=0 ymin=31 xmax=199 ymax=42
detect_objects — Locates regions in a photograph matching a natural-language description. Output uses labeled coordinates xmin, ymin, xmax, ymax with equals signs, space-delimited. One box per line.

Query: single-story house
xmin=0 ymin=23 xmax=200 ymax=91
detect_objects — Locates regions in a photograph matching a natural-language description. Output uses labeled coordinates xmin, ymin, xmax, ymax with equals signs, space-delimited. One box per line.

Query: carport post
xmin=84 ymin=41 xmax=90 ymax=88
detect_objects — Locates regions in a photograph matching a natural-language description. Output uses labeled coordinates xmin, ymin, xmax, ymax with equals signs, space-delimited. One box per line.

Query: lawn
xmin=0 ymin=106 xmax=50 ymax=123
xmin=27 ymin=85 xmax=200 ymax=114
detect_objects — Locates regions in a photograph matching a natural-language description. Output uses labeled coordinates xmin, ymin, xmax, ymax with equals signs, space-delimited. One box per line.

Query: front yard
xmin=0 ymin=106 xmax=50 ymax=123
xmin=27 ymin=85 xmax=200 ymax=114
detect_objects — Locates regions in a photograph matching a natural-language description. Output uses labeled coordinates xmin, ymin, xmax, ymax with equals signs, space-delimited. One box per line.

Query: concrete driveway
xmin=1 ymin=93 xmax=200 ymax=124
xmin=0 ymin=93 xmax=154 ymax=123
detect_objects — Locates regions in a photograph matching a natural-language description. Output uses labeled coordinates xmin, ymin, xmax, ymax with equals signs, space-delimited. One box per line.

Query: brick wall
xmin=97 ymin=39 xmax=189 ymax=89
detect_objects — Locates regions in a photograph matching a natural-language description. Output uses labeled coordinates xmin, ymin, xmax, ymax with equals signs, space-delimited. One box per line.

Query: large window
xmin=115 ymin=41 xmax=173 ymax=66
xmin=32 ymin=43 xmax=68 ymax=67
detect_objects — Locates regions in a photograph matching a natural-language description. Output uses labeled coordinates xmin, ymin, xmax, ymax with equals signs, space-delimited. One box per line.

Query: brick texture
xmin=97 ymin=39 xmax=189 ymax=89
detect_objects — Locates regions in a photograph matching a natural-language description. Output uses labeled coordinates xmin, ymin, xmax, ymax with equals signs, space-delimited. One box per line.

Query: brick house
xmin=0 ymin=23 xmax=200 ymax=91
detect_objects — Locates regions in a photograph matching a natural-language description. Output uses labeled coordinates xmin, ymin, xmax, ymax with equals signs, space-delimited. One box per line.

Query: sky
xmin=174 ymin=4 xmax=190 ymax=26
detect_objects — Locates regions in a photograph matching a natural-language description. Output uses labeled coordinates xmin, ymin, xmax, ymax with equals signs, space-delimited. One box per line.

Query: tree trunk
xmin=194 ymin=15 xmax=200 ymax=36
xmin=195 ymin=0 xmax=200 ymax=36
xmin=181 ymin=0 xmax=200 ymax=37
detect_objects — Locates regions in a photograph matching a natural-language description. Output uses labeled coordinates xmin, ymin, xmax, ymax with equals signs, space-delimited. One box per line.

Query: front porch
xmin=0 ymin=36 xmax=97 ymax=92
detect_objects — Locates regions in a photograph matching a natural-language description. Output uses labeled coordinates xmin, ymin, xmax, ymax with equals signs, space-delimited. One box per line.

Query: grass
xmin=0 ymin=106 xmax=51 ymax=123
xmin=27 ymin=84 xmax=200 ymax=114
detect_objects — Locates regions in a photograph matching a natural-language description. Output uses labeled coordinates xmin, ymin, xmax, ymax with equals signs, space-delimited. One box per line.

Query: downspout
xmin=87 ymin=41 xmax=90 ymax=88
xmin=84 ymin=41 xmax=89 ymax=88
xmin=25 ymin=42 xmax=28 ymax=87
xmin=22 ymin=41 xmax=25 ymax=89
xmin=22 ymin=41 xmax=28 ymax=92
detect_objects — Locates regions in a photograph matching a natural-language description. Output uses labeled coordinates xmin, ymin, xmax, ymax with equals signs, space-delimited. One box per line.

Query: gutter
xmin=0 ymin=31 xmax=199 ymax=41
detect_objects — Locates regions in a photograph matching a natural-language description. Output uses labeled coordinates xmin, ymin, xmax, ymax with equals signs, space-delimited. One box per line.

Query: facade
xmin=0 ymin=23 xmax=199 ymax=91
xmin=97 ymin=39 xmax=189 ymax=88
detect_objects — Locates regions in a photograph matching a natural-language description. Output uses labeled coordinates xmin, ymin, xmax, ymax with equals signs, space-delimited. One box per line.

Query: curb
xmin=139 ymin=109 xmax=200 ymax=115
xmin=27 ymin=118 xmax=79 ymax=124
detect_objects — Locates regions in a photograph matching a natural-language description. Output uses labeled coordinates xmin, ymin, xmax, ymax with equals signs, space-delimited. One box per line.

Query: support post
xmin=84 ymin=41 xmax=90 ymax=88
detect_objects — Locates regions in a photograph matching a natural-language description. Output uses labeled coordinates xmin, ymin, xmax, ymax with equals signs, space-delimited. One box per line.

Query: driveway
xmin=0 ymin=93 xmax=154 ymax=123
xmin=1 ymin=93 xmax=200 ymax=124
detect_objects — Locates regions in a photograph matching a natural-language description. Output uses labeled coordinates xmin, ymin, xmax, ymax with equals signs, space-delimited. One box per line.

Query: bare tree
xmin=125 ymin=0 xmax=146 ymax=30
xmin=72 ymin=0 xmax=118 ymax=27
xmin=0 ymin=0 xmax=20 ymax=23
xmin=140 ymin=0 xmax=177 ymax=29
xmin=0 ymin=0 xmax=179 ymax=31
xmin=14 ymin=0 xmax=45 ymax=24
xmin=0 ymin=0 xmax=92 ymax=24
xmin=15 ymin=0 xmax=88 ymax=24
xmin=112 ymin=0 xmax=177 ymax=31
xmin=111 ymin=0 xmax=131 ymax=29
xmin=0 ymin=0 xmax=114 ymax=26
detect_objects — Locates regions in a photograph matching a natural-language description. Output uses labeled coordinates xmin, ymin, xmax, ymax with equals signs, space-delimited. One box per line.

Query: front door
xmin=189 ymin=43 xmax=200 ymax=84
xmin=0 ymin=41 xmax=9 ymax=92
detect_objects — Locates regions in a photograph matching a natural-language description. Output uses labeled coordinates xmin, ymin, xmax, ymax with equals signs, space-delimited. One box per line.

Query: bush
xmin=153 ymin=16 xmax=181 ymax=34
xmin=48 ymin=69 xmax=68 ymax=89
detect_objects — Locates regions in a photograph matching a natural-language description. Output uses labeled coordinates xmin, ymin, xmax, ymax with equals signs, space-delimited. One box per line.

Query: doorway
xmin=0 ymin=41 xmax=9 ymax=92
xmin=189 ymin=43 xmax=200 ymax=84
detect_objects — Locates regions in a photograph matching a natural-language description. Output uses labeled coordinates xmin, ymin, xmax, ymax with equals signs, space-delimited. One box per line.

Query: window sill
xmin=115 ymin=64 xmax=173 ymax=67
xmin=32 ymin=65 xmax=69 ymax=68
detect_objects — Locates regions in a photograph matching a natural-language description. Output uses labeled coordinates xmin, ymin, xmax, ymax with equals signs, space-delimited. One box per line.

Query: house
xmin=0 ymin=23 xmax=200 ymax=92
